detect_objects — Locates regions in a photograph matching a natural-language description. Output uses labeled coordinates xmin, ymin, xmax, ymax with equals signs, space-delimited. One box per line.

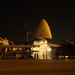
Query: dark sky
xmin=0 ymin=1 xmax=75 ymax=44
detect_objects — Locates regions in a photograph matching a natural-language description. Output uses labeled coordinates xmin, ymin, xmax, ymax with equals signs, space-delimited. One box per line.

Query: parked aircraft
xmin=55 ymin=39 xmax=75 ymax=59
xmin=0 ymin=19 xmax=60 ymax=59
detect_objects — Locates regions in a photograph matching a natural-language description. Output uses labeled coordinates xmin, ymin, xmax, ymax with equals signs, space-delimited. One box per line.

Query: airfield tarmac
xmin=0 ymin=59 xmax=75 ymax=75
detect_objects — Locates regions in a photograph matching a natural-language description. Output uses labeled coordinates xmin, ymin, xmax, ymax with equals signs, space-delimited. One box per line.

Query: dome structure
xmin=34 ymin=19 xmax=52 ymax=39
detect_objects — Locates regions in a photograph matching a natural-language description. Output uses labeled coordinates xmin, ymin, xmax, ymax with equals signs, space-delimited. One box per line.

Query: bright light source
xmin=48 ymin=47 xmax=51 ymax=51
xmin=65 ymin=56 xmax=68 ymax=58
xmin=31 ymin=39 xmax=52 ymax=59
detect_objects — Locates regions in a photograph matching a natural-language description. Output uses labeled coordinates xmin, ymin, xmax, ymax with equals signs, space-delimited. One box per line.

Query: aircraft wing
xmin=0 ymin=45 xmax=33 ymax=48
xmin=48 ymin=43 xmax=60 ymax=47
xmin=0 ymin=43 xmax=60 ymax=48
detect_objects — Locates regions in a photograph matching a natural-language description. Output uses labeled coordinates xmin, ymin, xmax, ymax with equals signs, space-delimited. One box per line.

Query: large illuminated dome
xmin=34 ymin=19 xmax=52 ymax=39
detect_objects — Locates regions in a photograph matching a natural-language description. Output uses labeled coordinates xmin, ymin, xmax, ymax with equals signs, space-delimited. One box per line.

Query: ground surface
xmin=0 ymin=59 xmax=75 ymax=75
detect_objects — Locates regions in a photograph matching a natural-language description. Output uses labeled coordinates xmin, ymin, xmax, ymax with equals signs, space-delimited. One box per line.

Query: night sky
xmin=0 ymin=1 xmax=75 ymax=44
